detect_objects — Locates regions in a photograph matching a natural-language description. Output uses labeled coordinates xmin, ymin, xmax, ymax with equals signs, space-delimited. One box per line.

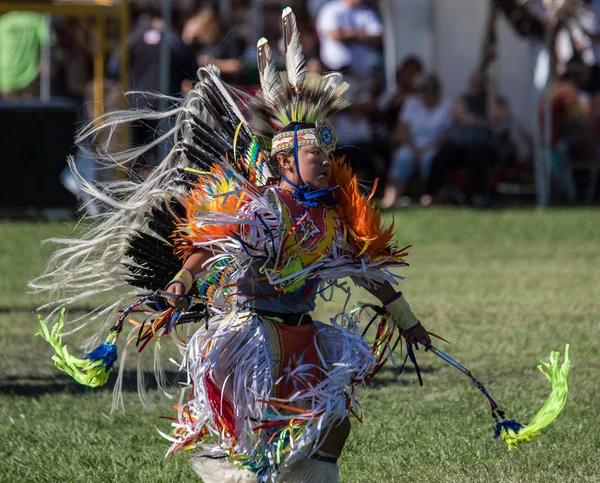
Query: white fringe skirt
xmin=165 ymin=310 xmax=376 ymax=482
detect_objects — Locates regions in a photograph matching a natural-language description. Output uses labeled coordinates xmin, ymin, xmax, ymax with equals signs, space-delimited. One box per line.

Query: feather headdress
xmin=250 ymin=7 xmax=350 ymax=151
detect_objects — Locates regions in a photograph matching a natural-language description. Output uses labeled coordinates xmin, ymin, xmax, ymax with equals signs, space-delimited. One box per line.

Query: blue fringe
xmin=494 ymin=419 xmax=525 ymax=439
xmin=397 ymin=341 xmax=424 ymax=386
xmin=291 ymin=183 xmax=340 ymax=208
xmin=85 ymin=342 xmax=118 ymax=369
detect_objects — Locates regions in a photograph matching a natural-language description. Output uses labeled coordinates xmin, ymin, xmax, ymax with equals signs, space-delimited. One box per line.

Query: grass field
xmin=1 ymin=208 xmax=599 ymax=482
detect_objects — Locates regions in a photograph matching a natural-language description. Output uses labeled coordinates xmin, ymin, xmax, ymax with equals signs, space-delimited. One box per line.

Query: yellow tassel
xmin=501 ymin=345 xmax=571 ymax=450
xmin=36 ymin=309 xmax=115 ymax=388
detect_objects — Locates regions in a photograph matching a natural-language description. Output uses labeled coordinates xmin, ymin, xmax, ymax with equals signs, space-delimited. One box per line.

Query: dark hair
xmin=397 ymin=55 xmax=424 ymax=76
xmin=269 ymin=148 xmax=292 ymax=174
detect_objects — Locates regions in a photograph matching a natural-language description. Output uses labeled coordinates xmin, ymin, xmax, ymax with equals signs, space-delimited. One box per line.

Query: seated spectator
xmin=422 ymin=69 xmax=511 ymax=208
xmin=332 ymin=77 xmax=384 ymax=180
xmin=377 ymin=55 xmax=424 ymax=134
xmin=381 ymin=74 xmax=452 ymax=209
xmin=182 ymin=7 xmax=247 ymax=84
xmin=316 ymin=0 xmax=383 ymax=80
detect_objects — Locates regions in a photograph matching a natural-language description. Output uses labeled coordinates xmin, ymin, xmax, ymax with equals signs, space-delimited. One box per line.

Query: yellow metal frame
xmin=0 ymin=1 xmax=129 ymax=119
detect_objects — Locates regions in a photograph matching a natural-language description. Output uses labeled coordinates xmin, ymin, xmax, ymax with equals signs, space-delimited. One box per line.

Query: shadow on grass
xmin=0 ymin=370 xmax=184 ymax=397
xmin=2 ymin=364 xmax=437 ymax=396
xmin=365 ymin=364 xmax=435 ymax=388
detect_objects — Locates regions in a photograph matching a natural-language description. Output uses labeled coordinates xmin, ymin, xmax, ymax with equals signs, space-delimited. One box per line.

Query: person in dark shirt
xmin=108 ymin=9 xmax=198 ymax=170
xmin=422 ymin=69 xmax=510 ymax=207
xmin=182 ymin=7 xmax=247 ymax=84
xmin=377 ymin=56 xmax=424 ymax=133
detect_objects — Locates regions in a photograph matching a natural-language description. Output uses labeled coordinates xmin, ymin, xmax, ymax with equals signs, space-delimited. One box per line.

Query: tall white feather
xmin=282 ymin=9 xmax=307 ymax=89
xmin=286 ymin=31 xmax=306 ymax=90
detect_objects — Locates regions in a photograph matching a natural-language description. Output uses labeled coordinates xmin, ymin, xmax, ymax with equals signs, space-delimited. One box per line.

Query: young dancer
xmin=34 ymin=8 xmax=429 ymax=482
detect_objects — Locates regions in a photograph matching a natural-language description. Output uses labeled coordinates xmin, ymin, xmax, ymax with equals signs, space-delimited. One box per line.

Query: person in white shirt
xmin=381 ymin=74 xmax=452 ymax=209
xmin=377 ymin=55 xmax=424 ymax=134
xmin=316 ymin=0 xmax=383 ymax=78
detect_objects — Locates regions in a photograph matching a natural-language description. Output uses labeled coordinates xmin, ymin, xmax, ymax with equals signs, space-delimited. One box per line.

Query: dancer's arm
xmin=368 ymin=281 xmax=431 ymax=346
xmin=165 ymin=249 xmax=211 ymax=308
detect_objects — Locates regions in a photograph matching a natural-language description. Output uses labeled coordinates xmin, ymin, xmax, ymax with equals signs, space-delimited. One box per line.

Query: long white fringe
xmin=29 ymin=70 xmax=254 ymax=409
xmin=166 ymin=311 xmax=373 ymax=482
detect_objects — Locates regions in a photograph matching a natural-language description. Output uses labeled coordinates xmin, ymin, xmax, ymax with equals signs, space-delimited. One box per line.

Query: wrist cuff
xmin=385 ymin=294 xmax=418 ymax=331
xmin=169 ymin=268 xmax=194 ymax=294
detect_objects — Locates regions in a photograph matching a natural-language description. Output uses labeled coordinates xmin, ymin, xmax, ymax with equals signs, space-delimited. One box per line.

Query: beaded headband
xmin=271 ymin=119 xmax=338 ymax=156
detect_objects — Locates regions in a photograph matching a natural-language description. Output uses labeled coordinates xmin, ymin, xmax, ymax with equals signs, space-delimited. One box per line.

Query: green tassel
xmin=36 ymin=308 xmax=113 ymax=388
xmin=501 ymin=344 xmax=571 ymax=450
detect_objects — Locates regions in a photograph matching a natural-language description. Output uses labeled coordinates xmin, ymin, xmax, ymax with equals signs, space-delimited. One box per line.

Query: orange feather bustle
xmin=173 ymin=158 xmax=407 ymax=263
xmin=173 ymin=165 xmax=247 ymax=259
xmin=329 ymin=157 xmax=403 ymax=260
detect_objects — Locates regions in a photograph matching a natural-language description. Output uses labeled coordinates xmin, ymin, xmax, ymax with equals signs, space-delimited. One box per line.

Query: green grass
xmin=1 ymin=208 xmax=599 ymax=482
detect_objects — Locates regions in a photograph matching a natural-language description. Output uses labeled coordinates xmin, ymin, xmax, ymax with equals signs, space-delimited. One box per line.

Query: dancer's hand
xmin=165 ymin=282 xmax=190 ymax=309
xmin=403 ymin=322 xmax=431 ymax=347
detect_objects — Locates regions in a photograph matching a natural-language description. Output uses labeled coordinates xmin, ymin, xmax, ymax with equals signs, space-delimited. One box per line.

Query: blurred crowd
xmin=1 ymin=0 xmax=600 ymax=212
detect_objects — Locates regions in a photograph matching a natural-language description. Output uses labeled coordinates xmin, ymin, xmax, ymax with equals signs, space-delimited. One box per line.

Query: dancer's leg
xmin=277 ymin=458 xmax=340 ymax=483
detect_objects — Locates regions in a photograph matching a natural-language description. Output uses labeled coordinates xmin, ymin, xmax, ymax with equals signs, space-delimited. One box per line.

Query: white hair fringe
xmin=29 ymin=67 xmax=253 ymax=410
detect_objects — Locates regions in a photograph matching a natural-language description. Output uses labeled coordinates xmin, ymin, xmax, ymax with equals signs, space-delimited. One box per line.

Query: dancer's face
xmin=279 ymin=144 xmax=331 ymax=190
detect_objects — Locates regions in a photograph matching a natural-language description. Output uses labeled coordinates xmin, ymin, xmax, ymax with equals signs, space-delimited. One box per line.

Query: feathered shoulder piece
xmin=249 ymin=7 xmax=350 ymax=152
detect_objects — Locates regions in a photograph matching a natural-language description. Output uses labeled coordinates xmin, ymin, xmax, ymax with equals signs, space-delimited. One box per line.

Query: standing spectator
xmin=316 ymin=0 xmax=383 ymax=79
xmin=0 ymin=11 xmax=51 ymax=98
xmin=381 ymin=74 xmax=452 ymax=209
xmin=422 ymin=69 xmax=511 ymax=208
xmin=182 ymin=7 xmax=247 ymax=84
xmin=108 ymin=4 xmax=198 ymax=170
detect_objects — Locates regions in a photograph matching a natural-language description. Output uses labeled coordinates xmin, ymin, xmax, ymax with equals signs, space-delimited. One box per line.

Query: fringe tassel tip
xmin=498 ymin=345 xmax=571 ymax=450
xmin=36 ymin=308 xmax=118 ymax=388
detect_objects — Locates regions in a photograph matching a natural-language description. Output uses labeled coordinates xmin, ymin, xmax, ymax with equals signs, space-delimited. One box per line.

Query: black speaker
xmin=0 ymin=99 xmax=79 ymax=215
